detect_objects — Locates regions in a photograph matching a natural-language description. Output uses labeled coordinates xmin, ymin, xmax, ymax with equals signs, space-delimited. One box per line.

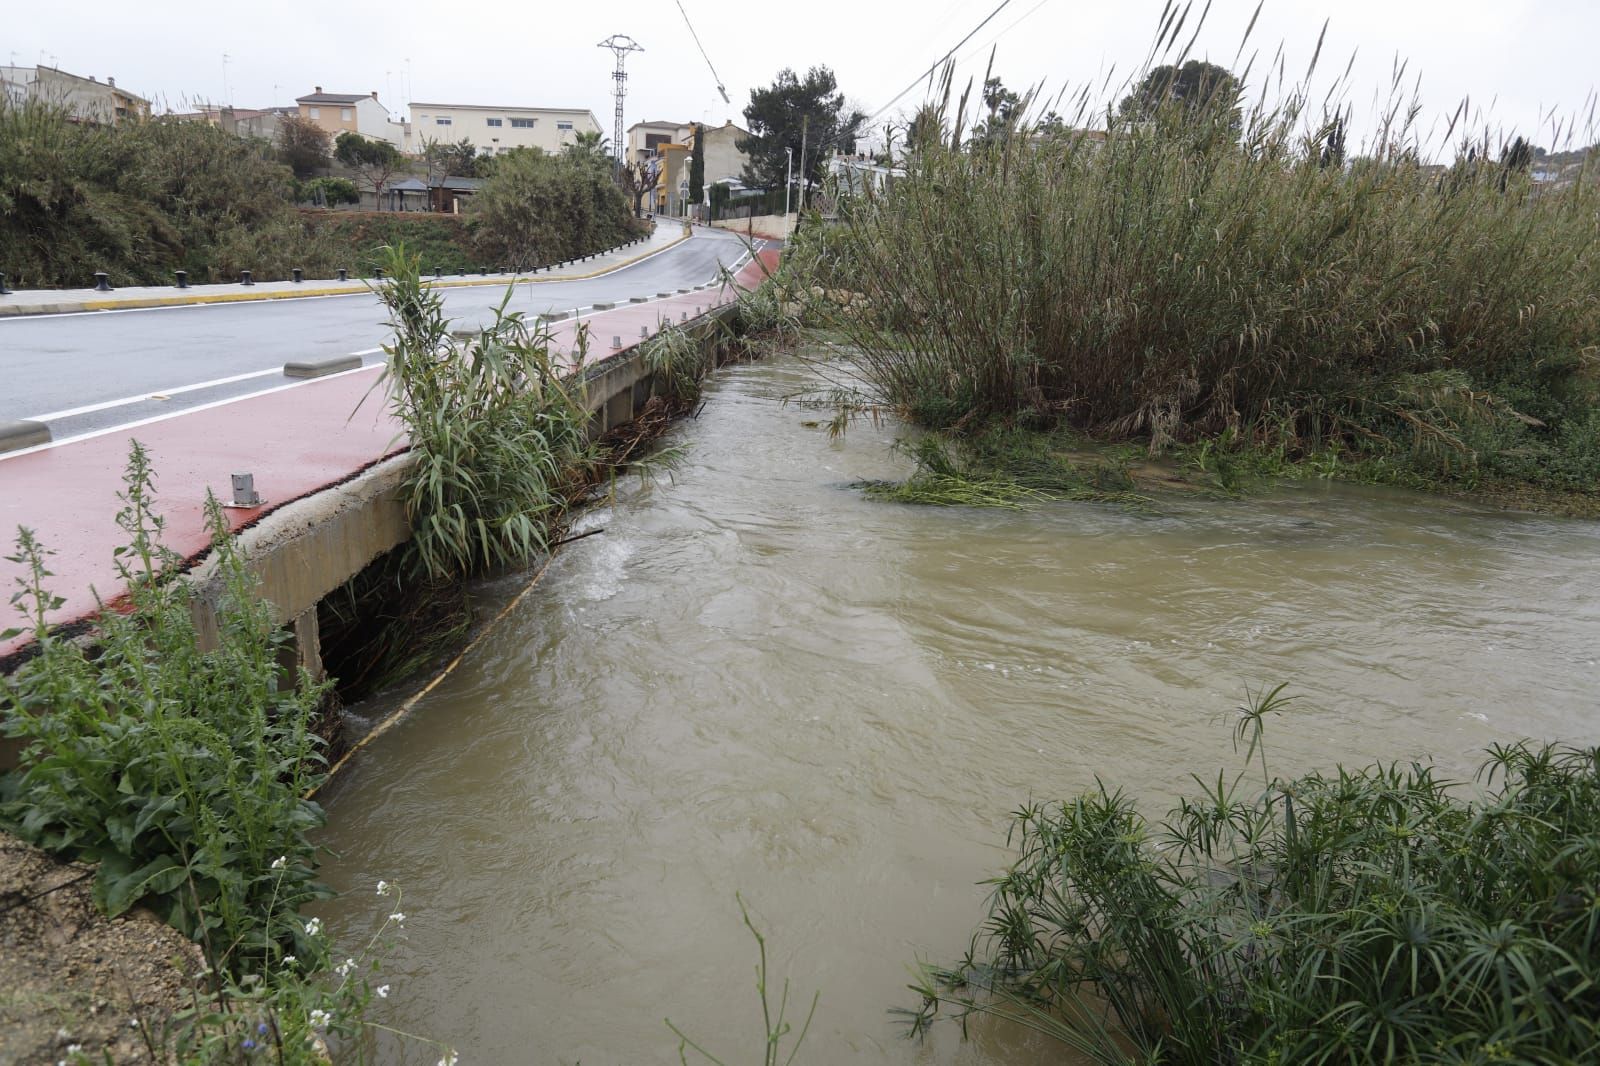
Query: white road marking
xmin=24 ymin=349 xmax=385 ymax=422
xmin=0 ymin=364 xmax=384 ymax=463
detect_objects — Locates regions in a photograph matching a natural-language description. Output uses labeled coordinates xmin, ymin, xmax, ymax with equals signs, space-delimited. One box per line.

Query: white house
xmin=407 ymin=103 xmax=601 ymax=156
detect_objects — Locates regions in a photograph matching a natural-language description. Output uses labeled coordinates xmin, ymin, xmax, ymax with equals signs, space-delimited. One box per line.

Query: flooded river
xmin=314 ymin=354 xmax=1600 ymax=1064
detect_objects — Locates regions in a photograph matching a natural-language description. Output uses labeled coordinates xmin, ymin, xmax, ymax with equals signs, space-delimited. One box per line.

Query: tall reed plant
xmin=373 ymin=246 xmax=594 ymax=580
xmin=797 ymin=14 xmax=1600 ymax=481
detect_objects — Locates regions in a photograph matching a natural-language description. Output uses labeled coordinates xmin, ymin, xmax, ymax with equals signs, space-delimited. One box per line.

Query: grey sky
xmin=11 ymin=0 xmax=1597 ymax=155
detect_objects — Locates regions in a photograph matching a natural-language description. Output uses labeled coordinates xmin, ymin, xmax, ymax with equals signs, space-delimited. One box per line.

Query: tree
xmin=1319 ymin=116 xmax=1347 ymax=170
xmin=277 ymin=115 xmax=330 ymax=178
xmin=1117 ymin=60 xmax=1243 ymax=145
xmin=561 ymin=130 xmax=611 ymax=172
xmin=469 ymin=149 xmax=634 ymax=270
xmin=688 ymin=123 xmax=705 ymax=207
xmin=739 ymin=66 xmax=866 ymax=195
xmin=1499 ymin=135 xmax=1534 ymax=192
xmin=969 ymin=76 xmax=1023 ymax=148
xmin=422 ymin=137 xmax=484 ymax=181
xmin=334 ymin=132 xmax=402 ymax=210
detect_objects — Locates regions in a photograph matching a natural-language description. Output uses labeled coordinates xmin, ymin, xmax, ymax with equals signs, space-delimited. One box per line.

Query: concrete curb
xmin=285 ymin=356 xmax=364 ymax=379
xmin=0 ymin=421 xmax=51 ymax=455
xmin=0 ymin=231 xmax=688 ymax=318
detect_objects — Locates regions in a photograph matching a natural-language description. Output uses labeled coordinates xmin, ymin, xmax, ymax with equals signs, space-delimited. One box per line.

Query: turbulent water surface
xmin=314 ymin=354 xmax=1600 ymax=1065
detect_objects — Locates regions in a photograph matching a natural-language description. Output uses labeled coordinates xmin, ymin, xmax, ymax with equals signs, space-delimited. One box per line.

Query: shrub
xmin=0 ymin=443 xmax=329 ymax=974
xmin=468 ymin=147 xmax=639 ymax=269
xmin=909 ymin=691 xmax=1600 ymax=1063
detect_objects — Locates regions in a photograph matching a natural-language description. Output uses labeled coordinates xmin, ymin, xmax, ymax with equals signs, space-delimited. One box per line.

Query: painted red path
xmin=0 ymin=249 xmax=778 ymax=660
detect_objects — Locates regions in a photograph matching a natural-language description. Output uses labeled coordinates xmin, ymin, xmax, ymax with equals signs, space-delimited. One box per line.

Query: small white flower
xmin=271 ymin=856 xmax=287 ymax=871
xmin=388 ymin=911 xmax=405 ymax=925
xmin=376 ymin=985 xmax=390 ymax=999
xmin=376 ymin=880 xmax=390 ymax=896
xmin=303 ymin=917 xmax=323 ymax=937
xmin=129 ymin=1018 xmax=140 ymax=1028
xmin=308 ymin=1009 xmax=331 ymax=1028
xmin=282 ymin=955 xmax=296 ymax=966
xmin=437 ymin=1051 xmax=458 ymax=1066
xmin=335 ymin=957 xmax=356 ymax=977
xmin=67 ymin=1046 xmax=83 ymax=1055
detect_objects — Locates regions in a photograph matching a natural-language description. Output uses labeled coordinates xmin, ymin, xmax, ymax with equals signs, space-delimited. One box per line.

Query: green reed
xmin=373 ymin=245 xmax=595 ymax=581
xmin=793 ymin=7 xmax=1599 ymax=496
xmin=906 ymin=690 xmax=1600 ymax=1063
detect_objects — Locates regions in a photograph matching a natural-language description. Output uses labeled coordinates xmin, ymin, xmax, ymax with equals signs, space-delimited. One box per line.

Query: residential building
xmin=695 ymin=121 xmax=752 ymax=185
xmin=0 ymin=64 xmax=148 ymax=124
xmin=407 ymin=103 xmax=602 ymax=156
xmin=627 ymin=120 xmax=691 ymax=163
xmin=171 ymin=105 xmax=296 ymax=141
xmin=295 ymin=88 xmax=403 ymax=147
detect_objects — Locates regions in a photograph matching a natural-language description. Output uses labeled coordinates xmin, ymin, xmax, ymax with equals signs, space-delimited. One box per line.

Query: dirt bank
xmin=0 ymin=832 xmax=202 ymax=1065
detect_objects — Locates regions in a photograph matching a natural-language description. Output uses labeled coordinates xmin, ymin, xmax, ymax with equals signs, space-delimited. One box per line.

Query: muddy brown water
xmin=314 ymin=354 xmax=1600 ymax=1065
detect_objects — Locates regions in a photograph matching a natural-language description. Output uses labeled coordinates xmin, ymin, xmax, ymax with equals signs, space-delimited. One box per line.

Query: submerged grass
xmin=858 ymin=431 xmax=1150 ymax=509
xmin=908 ymin=691 xmax=1600 ymax=1064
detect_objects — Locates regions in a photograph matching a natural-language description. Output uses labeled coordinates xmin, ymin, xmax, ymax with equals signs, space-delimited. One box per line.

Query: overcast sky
xmin=12 ymin=0 xmax=1597 ymax=156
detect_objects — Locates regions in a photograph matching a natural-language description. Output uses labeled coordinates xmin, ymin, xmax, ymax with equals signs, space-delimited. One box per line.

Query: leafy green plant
xmin=1 ymin=442 xmax=328 ymax=973
xmin=373 ymin=245 xmax=595 ymax=580
xmin=907 ymin=690 xmax=1600 ymax=1063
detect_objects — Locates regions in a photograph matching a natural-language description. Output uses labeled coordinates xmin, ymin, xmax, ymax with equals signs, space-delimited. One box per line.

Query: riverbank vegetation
xmin=907 ymin=695 xmax=1600 ymax=1062
xmin=0 ymin=449 xmax=437 ymax=1062
xmin=789 ymin=31 xmax=1600 ymax=513
xmin=0 ymin=98 xmax=639 ymax=287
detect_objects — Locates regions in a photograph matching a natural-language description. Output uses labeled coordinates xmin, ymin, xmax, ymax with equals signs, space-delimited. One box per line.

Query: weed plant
xmin=373 ymin=246 xmax=595 ymax=580
xmin=907 ymin=689 xmax=1600 ymax=1063
xmin=793 ymin=9 xmax=1600 ymax=501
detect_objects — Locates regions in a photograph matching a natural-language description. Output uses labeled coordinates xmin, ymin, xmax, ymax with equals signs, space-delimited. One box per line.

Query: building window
xmin=436 ymin=117 xmax=452 ymax=125
xmin=486 ymin=117 xmax=502 ymax=127
xmin=309 ymin=107 xmax=320 ymax=119
xmin=510 ymin=118 xmax=535 ymax=129
xmin=340 ymin=108 xmax=351 ymax=121
xmin=556 ymin=121 xmax=573 ymax=131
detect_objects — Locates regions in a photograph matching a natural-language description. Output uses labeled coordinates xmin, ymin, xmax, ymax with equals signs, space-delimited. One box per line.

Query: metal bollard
xmin=337 ymin=268 xmax=348 ymax=282
xmin=374 ymin=267 xmax=385 ymax=280
xmin=230 ymin=472 xmax=261 ymax=507
xmin=94 ymin=272 xmax=112 ymax=292
xmin=292 ymin=268 xmax=303 ymax=283
xmin=239 ymin=270 xmax=254 ymax=286
xmin=0 ymin=273 xmax=9 ymax=295
xmin=681 ymin=311 xmax=688 ymax=322
xmin=611 ymin=335 xmax=622 ymax=349
xmin=175 ymin=270 xmax=188 ymax=288
xmin=640 ymin=325 xmax=648 ymax=338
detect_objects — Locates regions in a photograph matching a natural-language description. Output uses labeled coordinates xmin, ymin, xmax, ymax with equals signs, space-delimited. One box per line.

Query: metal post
xmin=292 ymin=268 xmax=303 ymax=283
xmin=374 ymin=267 xmax=385 ymax=280
xmin=337 ymin=268 xmax=348 ymax=282
xmin=239 ymin=270 xmax=253 ymax=286
xmin=175 ymin=270 xmax=188 ymax=289
xmin=0 ymin=273 xmax=10 ymax=295
xmin=93 ymin=272 xmax=112 ymax=292
xmin=785 ymin=146 xmax=792 ymax=219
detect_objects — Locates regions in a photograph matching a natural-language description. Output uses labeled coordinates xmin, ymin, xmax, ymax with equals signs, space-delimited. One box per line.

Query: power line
xmin=866 ymin=0 xmax=1019 ymax=124
xmin=673 ymin=0 xmax=730 ymax=105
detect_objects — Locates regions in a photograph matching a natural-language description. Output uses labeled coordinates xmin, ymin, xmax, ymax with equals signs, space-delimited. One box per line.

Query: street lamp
xmin=784 ymin=146 xmax=793 ymax=218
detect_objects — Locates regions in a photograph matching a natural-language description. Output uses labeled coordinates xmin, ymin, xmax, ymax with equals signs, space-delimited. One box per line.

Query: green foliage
xmin=422 ymin=136 xmax=487 ymax=179
xmin=793 ymin=51 xmax=1600 ymax=501
xmin=296 ymin=176 xmax=359 ymax=206
xmin=0 ymin=443 xmax=328 ymax=975
xmin=739 ymin=66 xmax=866 ymax=189
xmin=276 ymin=114 xmax=331 ymax=178
xmin=1117 ymin=59 xmax=1244 ymax=143
xmin=688 ymin=124 xmax=705 ymax=206
xmin=373 ymin=246 xmax=595 ymax=580
xmin=910 ymin=698 xmax=1600 ymax=1063
xmin=305 ymin=211 xmax=487 ymax=274
xmin=468 ymin=147 xmax=638 ymax=270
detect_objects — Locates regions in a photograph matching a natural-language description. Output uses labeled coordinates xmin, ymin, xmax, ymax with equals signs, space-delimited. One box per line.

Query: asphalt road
xmin=0 ymin=229 xmax=752 ymax=440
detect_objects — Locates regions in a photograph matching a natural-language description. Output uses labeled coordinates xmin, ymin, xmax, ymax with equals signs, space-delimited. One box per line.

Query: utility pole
xmin=597 ymin=34 xmax=643 ymax=183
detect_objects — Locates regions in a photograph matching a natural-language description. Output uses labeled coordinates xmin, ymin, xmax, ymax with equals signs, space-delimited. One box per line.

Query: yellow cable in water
xmin=307 ymin=554 xmax=557 ymax=800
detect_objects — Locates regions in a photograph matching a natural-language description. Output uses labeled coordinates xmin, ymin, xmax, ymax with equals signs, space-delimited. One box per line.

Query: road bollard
xmin=94 ymin=272 xmax=112 ymax=292
xmin=337 ymin=268 xmax=348 ymax=282
xmin=611 ymin=335 xmax=622 ymax=349
xmin=681 ymin=311 xmax=688 ymax=322
xmin=374 ymin=267 xmax=385 ymax=280
xmin=239 ymin=270 xmax=254 ymax=286
xmin=175 ymin=270 xmax=188 ymax=288
xmin=640 ymin=325 xmax=648 ymax=338
xmin=0 ymin=273 xmax=9 ymax=295
xmin=292 ymin=268 xmax=303 ymax=283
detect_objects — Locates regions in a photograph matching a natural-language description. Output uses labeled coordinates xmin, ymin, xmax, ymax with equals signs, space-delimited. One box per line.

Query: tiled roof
xmin=297 ymin=92 xmax=369 ymax=104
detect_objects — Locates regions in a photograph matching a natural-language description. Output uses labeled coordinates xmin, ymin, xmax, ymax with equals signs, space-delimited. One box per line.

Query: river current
xmin=315 ymin=354 xmax=1600 ymax=1064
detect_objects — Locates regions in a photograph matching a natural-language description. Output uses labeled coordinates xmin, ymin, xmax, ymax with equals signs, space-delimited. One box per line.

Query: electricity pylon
xmin=597 ymin=35 xmax=643 ymax=181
